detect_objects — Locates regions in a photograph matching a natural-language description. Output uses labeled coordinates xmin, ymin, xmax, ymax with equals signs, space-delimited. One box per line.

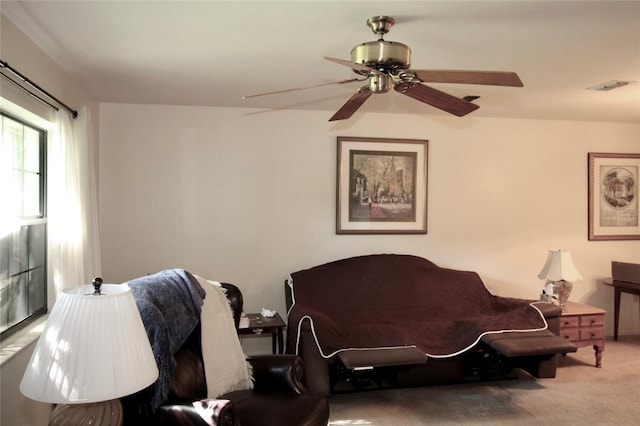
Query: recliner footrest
xmin=482 ymin=330 xmax=577 ymax=357
xmin=337 ymin=347 xmax=428 ymax=370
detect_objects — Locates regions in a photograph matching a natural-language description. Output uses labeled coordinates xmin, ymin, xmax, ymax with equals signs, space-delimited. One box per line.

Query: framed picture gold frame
xmin=588 ymin=152 xmax=640 ymax=241
xmin=336 ymin=136 xmax=428 ymax=234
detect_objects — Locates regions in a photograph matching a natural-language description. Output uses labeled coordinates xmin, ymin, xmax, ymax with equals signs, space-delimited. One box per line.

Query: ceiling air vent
xmin=587 ymin=80 xmax=630 ymax=91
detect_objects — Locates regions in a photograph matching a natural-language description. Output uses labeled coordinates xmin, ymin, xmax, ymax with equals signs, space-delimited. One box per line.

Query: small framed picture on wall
xmin=588 ymin=152 xmax=640 ymax=241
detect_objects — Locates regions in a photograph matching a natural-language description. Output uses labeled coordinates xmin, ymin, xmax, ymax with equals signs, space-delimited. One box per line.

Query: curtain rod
xmin=0 ymin=59 xmax=78 ymax=119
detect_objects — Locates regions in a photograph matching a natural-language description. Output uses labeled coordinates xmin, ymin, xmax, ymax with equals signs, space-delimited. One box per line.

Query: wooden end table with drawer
xmin=559 ymin=301 xmax=605 ymax=367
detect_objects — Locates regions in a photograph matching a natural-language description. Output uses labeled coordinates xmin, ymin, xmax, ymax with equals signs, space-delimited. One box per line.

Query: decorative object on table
xmin=260 ymin=307 xmax=276 ymax=318
xmin=540 ymin=282 xmax=556 ymax=303
xmin=538 ymin=250 xmax=583 ymax=311
xmin=588 ymin=152 xmax=640 ymax=241
xmin=336 ymin=136 xmax=428 ymax=234
xmin=20 ymin=278 xmax=159 ymax=426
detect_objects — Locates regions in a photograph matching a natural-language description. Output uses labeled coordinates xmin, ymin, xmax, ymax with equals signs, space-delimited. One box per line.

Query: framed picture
xmin=588 ymin=152 xmax=640 ymax=241
xmin=336 ymin=136 xmax=428 ymax=234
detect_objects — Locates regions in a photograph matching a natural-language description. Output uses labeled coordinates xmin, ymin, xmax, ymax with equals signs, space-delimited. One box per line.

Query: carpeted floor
xmin=328 ymin=335 xmax=640 ymax=425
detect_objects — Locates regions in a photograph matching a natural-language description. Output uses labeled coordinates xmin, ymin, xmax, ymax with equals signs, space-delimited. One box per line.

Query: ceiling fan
xmin=243 ymin=16 xmax=523 ymax=121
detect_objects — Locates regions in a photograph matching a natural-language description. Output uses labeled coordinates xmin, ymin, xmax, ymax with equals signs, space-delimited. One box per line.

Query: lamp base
xmin=547 ymin=279 xmax=573 ymax=311
xmin=50 ymin=399 xmax=123 ymax=426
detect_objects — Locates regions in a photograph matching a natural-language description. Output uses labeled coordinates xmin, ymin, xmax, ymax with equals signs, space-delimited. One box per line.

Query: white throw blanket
xmin=194 ymin=276 xmax=253 ymax=398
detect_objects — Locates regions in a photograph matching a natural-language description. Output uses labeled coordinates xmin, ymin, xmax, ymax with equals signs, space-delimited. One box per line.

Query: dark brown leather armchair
xmin=122 ymin=283 xmax=329 ymax=426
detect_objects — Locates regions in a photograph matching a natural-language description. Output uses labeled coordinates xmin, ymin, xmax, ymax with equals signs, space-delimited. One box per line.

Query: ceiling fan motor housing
xmin=350 ymin=40 xmax=411 ymax=74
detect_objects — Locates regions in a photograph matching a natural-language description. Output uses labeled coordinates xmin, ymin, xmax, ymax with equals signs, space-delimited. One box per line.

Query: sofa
xmin=285 ymin=254 xmax=577 ymax=396
xmin=120 ymin=270 xmax=329 ymax=426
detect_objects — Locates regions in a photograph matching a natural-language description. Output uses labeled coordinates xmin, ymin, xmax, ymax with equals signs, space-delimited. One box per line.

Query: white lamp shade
xmin=20 ymin=284 xmax=159 ymax=404
xmin=537 ymin=249 xmax=583 ymax=282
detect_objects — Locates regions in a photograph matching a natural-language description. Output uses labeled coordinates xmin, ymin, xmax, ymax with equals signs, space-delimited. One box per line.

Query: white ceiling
xmin=2 ymin=0 xmax=639 ymax=123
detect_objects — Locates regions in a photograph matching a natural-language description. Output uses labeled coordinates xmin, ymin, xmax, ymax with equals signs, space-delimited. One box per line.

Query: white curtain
xmin=48 ymin=107 xmax=101 ymax=299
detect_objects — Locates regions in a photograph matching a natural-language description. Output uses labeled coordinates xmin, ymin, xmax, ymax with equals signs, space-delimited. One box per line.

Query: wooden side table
xmin=602 ymin=278 xmax=640 ymax=340
xmin=558 ymin=301 xmax=605 ymax=367
xmin=238 ymin=312 xmax=286 ymax=354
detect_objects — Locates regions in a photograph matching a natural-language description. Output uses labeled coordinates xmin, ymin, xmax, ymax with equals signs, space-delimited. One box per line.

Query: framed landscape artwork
xmin=336 ymin=136 xmax=428 ymax=234
xmin=588 ymin=152 xmax=640 ymax=241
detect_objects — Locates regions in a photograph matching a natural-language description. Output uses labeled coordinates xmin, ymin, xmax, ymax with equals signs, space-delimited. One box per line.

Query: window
xmin=0 ymin=111 xmax=47 ymax=338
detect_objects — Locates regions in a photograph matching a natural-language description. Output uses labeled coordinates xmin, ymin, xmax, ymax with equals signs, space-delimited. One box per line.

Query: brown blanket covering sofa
xmin=285 ymin=254 xmax=576 ymax=395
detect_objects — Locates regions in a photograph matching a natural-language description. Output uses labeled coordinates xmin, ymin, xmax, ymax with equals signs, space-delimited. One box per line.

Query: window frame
xmin=1 ymin=110 xmax=48 ymax=339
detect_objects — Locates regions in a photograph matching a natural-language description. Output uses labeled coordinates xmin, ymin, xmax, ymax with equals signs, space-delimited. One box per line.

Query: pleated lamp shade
xmin=20 ymin=283 xmax=159 ymax=404
xmin=537 ymin=249 xmax=583 ymax=282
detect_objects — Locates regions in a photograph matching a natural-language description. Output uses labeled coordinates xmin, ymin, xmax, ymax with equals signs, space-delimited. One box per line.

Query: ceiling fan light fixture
xmin=369 ymin=74 xmax=392 ymax=93
xmin=587 ymin=80 xmax=630 ymax=91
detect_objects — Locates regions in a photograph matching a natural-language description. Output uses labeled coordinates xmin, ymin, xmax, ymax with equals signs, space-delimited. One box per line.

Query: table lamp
xmin=20 ymin=278 xmax=159 ymax=425
xmin=537 ymin=249 xmax=583 ymax=311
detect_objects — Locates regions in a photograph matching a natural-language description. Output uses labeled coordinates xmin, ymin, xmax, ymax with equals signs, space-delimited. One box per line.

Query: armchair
xmin=122 ymin=278 xmax=329 ymax=426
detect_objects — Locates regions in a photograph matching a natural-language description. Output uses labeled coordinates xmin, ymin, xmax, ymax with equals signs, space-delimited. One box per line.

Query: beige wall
xmin=98 ymin=103 xmax=639 ymax=340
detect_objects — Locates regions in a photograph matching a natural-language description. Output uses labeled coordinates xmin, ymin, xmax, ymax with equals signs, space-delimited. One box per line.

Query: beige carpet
xmin=328 ymin=335 xmax=640 ymax=425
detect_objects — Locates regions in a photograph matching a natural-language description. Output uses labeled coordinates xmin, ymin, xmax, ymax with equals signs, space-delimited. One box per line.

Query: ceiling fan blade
xmin=394 ymin=82 xmax=480 ymax=117
xmin=242 ymin=78 xmax=362 ymax=99
xmin=322 ymin=56 xmax=382 ymax=75
xmin=412 ymin=70 xmax=523 ymax=87
xmin=329 ymin=86 xmax=373 ymax=121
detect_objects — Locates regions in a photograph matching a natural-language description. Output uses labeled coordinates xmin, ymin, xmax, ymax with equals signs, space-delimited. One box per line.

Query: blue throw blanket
xmin=127 ymin=269 xmax=206 ymax=412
